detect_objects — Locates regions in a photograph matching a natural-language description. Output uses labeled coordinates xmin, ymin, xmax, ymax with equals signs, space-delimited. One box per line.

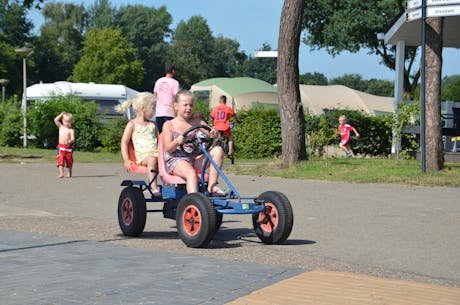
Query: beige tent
xmin=300 ymin=85 xmax=393 ymax=116
xmin=191 ymin=78 xmax=393 ymax=116
xmin=190 ymin=77 xmax=278 ymax=111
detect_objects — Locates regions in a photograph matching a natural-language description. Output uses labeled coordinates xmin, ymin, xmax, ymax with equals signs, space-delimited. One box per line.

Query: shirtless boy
xmin=54 ymin=112 xmax=75 ymax=178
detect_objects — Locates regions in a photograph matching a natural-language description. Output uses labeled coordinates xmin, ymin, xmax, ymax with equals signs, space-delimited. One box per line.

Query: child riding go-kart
xmin=118 ymin=124 xmax=294 ymax=248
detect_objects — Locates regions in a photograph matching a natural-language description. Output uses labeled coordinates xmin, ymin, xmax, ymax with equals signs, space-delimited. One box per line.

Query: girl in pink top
xmin=338 ymin=115 xmax=360 ymax=157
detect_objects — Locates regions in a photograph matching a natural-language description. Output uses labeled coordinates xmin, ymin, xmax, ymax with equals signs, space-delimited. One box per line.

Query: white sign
xmin=254 ymin=51 xmax=278 ymax=58
xmin=406 ymin=4 xmax=460 ymax=21
xmin=406 ymin=0 xmax=460 ymax=9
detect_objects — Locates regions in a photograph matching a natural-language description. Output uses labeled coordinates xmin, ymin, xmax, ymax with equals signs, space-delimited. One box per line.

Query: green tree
xmin=213 ymin=36 xmax=245 ymax=77
xmin=302 ymin=0 xmax=420 ymax=98
xmin=0 ymin=0 xmax=33 ymax=47
xmin=366 ymin=79 xmax=394 ymax=97
xmin=0 ymin=41 xmax=22 ymax=97
xmin=70 ymin=28 xmax=145 ymax=89
xmin=86 ymin=0 xmax=116 ymax=29
xmin=442 ymin=75 xmax=460 ymax=102
xmin=168 ymin=15 xmax=215 ymax=88
xmin=299 ymin=72 xmax=328 ymax=85
xmin=330 ymin=73 xmax=367 ymax=92
xmin=0 ymin=0 xmax=35 ymax=95
xmin=115 ymin=4 xmax=172 ymax=91
xmin=34 ymin=1 xmax=86 ymax=82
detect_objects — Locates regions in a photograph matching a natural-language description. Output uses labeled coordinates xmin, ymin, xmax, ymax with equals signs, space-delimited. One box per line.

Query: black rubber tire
xmin=215 ymin=213 xmax=223 ymax=232
xmin=176 ymin=193 xmax=217 ymax=248
xmin=118 ymin=186 xmax=146 ymax=236
xmin=252 ymin=191 xmax=294 ymax=244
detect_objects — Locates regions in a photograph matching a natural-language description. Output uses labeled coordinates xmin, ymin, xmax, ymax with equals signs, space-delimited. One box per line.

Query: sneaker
xmin=345 ymin=152 xmax=351 ymax=158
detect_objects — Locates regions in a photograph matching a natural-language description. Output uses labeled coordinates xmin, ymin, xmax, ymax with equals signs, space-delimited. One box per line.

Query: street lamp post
xmin=15 ymin=47 xmax=33 ymax=148
xmin=0 ymin=79 xmax=9 ymax=102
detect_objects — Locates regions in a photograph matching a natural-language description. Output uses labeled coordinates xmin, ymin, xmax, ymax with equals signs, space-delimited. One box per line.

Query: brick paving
xmin=227 ymin=270 xmax=460 ymax=305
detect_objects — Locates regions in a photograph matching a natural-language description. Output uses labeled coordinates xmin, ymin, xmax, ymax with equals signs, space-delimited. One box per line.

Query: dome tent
xmin=190 ymin=77 xmax=278 ymax=111
xmin=299 ymin=84 xmax=393 ymax=116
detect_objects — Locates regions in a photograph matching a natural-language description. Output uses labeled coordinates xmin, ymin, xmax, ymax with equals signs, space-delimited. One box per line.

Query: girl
xmin=338 ymin=115 xmax=360 ymax=157
xmin=162 ymin=90 xmax=225 ymax=195
xmin=117 ymin=92 xmax=160 ymax=195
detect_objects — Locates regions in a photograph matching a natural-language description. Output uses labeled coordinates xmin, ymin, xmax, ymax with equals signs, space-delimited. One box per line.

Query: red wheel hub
xmin=258 ymin=202 xmax=279 ymax=233
xmin=182 ymin=205 xmax=202 ymax=236
xmin=122 ymin=198 xmax=133 ymax=225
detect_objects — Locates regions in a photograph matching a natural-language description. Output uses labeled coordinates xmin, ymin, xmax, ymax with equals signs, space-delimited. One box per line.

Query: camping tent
xmin=299 ymin=84 xmax=393 ymax=116
xmin=190 ymin=77 xmax=278 ymax=111
xmin=26 ymin=81 xmax=139 ymax=119
xmin=191 ymin=77 xmax=393 ymax=116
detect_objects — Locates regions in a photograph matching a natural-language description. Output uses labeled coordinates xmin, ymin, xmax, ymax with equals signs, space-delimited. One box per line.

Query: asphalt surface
xmin=1 ymin=162 xmax=459 ymax=304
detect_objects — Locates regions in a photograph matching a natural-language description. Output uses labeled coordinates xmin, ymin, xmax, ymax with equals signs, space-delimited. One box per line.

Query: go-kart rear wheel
xmin=118 ymin=186 xmax=146 ymax=236
xmin=252 ymin=191 xmax=293 ymax=244
xmin=176 ymin=193 xmax=217 ymax=248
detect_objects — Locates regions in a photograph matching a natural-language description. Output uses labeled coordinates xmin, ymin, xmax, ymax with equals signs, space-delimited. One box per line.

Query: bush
xmin=28 ymin=95 xmax=101 ymax=151
xmin=0 ymin=97 xmax=23 ymax=147
xmin=321 ymin=109 xmax=393 ymax=156
xmin=98 ymin=117 xmax=128 ymax=153
xmin=235 ymin=107 xmax=282 ymax=158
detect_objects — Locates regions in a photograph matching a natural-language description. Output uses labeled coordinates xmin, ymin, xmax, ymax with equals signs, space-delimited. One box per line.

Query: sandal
xmin=208 ymin=183 xmax=226 ymax=197
xmin=151 ymin=188 xmax=162 ymax=198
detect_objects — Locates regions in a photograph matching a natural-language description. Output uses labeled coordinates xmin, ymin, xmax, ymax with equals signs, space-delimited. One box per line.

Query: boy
xmin=210 ymin=95 xmax=240 ymax=157
xmin=338 ymin=115 xmax=359 ymax=157
xmin=54 ymin=112 xmax=75 ymax=178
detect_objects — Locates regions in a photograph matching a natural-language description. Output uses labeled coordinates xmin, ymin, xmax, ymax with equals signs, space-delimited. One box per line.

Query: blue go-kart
xmin=118 ymin=125 xmax=293 ymax=248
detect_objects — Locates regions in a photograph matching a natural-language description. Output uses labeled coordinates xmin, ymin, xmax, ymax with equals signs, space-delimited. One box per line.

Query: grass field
xmin=1 ymin=146 xmax=459 ymax=187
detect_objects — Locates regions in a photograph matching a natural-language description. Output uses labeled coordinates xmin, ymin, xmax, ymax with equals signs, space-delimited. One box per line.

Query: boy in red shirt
xmin=210 ymin=95 xmax=240 ymax=157
xmin=338 ymin=115 xmax=360 ymax=157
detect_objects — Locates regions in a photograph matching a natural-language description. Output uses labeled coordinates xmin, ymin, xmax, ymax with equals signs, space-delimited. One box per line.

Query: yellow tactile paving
xmin=226 ymin=270 xmax=460 ymax=305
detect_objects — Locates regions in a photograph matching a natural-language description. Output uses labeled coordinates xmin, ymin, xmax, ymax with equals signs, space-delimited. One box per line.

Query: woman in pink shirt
xmin=153 ymin=64 xmax=180 ymax=133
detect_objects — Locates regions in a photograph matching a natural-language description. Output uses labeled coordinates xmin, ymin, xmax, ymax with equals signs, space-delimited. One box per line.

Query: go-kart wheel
xmin=176 ymin=193 xmax=217 ymax=248
xmin=118 ymin=186 xmax=146 ymax=236
xmin=252 ymin=191 xmax=293 ymax=244
xmin=215 ymin=213 xmax=223 ymax=232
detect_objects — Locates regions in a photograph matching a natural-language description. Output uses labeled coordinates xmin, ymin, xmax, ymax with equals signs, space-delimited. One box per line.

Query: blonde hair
xmin=339 ymin=115 xmax=347 ymax=121
xmin=63 ymin=112 xmax=73 ymax=123
xmin=174 ymin=90 xmax=194 ymax=104
xmin=115 ymin=92 xmax=156 ymax=114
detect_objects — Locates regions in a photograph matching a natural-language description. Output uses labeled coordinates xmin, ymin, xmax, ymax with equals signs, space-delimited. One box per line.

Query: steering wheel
xmin=180 ymin=125 xmax=213 ymax=154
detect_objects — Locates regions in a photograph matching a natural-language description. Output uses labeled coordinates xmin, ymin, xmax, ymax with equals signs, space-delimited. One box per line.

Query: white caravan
xmin=26 ymin=81 xmax=138 ymax=120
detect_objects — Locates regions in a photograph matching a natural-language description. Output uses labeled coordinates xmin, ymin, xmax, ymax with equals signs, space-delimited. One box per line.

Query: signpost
xmin=404 ymin=0 xmax=457 ymax=171
xmin=406 ymin=4 xmax=460 ymax=21
xmin=407 ymin=0 xmax=460 ymax=9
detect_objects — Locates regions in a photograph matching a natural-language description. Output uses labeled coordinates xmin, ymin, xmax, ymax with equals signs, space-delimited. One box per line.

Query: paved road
xmin=1 ymin=162 xmax=459 ymax=304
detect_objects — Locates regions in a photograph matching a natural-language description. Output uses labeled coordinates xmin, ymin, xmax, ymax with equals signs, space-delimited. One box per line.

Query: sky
xmin=29 ymin=0 xmax=460 ymax=81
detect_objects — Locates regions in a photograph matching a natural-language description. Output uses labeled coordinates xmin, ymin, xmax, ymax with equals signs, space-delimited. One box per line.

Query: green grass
xmin=1 ymin=146 xmax=459 ymax=187
xmin=0 ymin=146 xmax=121 ymax=163
xmin=225 ymin=157 xmax=460 ymax=187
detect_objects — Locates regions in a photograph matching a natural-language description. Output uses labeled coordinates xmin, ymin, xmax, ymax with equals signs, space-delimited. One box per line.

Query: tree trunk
xmin=277 ymin=0 xmax=307 ymax=168
xmin=424 ymin=17 xmax=444 ymax=171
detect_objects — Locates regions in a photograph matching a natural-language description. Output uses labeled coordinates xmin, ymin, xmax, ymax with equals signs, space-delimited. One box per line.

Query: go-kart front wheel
xmin=252 ymin=191 xmax=293 ymax=244
xmin=176 ymin=193 xmax=217 ymax=248
xmin=118 ymin=186 xmax=146 ymax=236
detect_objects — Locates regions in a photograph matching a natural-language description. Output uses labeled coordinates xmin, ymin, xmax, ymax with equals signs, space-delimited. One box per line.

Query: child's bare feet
xmin=58 ymin=175 xmax=64 ymax=178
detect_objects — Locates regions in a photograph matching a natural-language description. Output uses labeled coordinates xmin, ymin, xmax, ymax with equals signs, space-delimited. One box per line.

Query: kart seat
xmin=158 ymin=133 xmax=208 ymax=184
xmin=127 ymin=140 xmax=148 ymax=174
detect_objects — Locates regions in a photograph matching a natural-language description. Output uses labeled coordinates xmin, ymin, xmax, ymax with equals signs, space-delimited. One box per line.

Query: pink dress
xmin=339 ymin=124 xmax=354 ymax=145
